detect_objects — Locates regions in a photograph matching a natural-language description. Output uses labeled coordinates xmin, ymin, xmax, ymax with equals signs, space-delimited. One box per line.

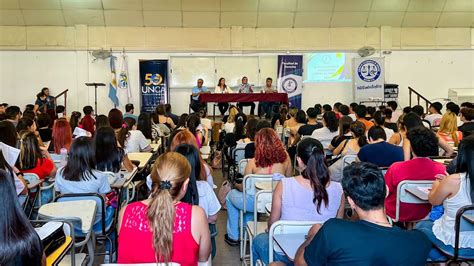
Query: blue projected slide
xmin=305 ymin=53 xmax=352 ymax=83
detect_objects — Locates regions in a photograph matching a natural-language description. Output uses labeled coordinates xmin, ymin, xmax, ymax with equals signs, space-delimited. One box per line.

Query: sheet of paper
xmin=34 ymin=221 xmax=63 ymax=240
xmin=0 ymin=142 xmax=20 ymax=167
xmin=73 ymin=127 xmax=91 ymax=137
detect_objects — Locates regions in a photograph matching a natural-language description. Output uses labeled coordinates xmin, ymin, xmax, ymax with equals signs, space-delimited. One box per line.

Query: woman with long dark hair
xmin=137 ymin=112 xmax=152 ymax=139
xmin=252 ymin=138 xmax=344 ymax=264
xmin=329 ymin=121 xmax=367 ymax=182
xmin=19 ymin=131 xmax=57 ymax=180
xmin=329 ymin=115 xmax=353 ymax=151
xmin=117 ymin=152 xmax=211 ymax=264
xmin=54 ymin=137 xmax=114 ymax=231
xmin=0 ymin=169 xmax=44 ymax=266
xmin=415 ymin=135 xmax=474 ymax=260
xmin=94 ymin=126 xmax=134 ymax=173
xmin=0 ymin=120 xmax=18 ymax=147
xmin=187 ymin=114 xmax=208 ymax=148
xmin=69 ymin=111 xmax=82 ymax=132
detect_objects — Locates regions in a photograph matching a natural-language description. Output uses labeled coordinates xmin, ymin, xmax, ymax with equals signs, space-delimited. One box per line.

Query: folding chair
xmin=338 ymin=154 xmax=358 ymax=181
xmin=23 ymin=173 xmax=55 ymax=215
xmin=238 ymin=159 xmax=250 ymax=175
xmin=240 ymin=174 xmax=273 ymax=260
xmin=55 ymin=193 xmax=116 ymax=263
xmin=267 ymin=220 xmax=323 ymax=264
xmin=389 ymin=180 xmax=434 ymax=223
xmin=433 ymin=204 xmax=474 ymax=263
xmin=246 ymin=190 xmax=272 ymax=265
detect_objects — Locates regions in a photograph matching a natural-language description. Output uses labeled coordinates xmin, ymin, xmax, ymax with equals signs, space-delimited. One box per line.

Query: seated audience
xmin=187 ymin=114 xmax=208 ymax=149
xmin=283 ymin=107 xmax=298 ymax=128
xmin=288 ymin=110 xmax=307 ymax=146
xmin=0 ymin=169 xmax=44 ymax=266
xmin=54 ymin=137 xmax=114 ymax=232
xmin=311 ymin=111 xmax=339 ymax=149
xmin=459 ymin=107 xmax=474 ymax=138
xmin=123 ymin=103 xmax=138 ymax=122
xmin=137 ymin=112 xmax=153 ymax=139
xmin=165 ymin=104 xmax=179 ymax=126
xmin=329 ymin=121 xmax=367 ymax=182
xmin=123 ymin=117 xmax=152 ymax=153
xmin=153 ymin=104 xmax=176 ymax=130
xmin=225 ymin=128 xmax=292 ymax=246
xmin=412 ymin=105 xmax=432 ymax=128
xmin=373 ymin=111 xmax=394 ymax=140
xmin=95 ymin=114 xmax=110 ymax=129
xmin=383 ymin=108 xmax=398 ymax=132
xmin=80 ymin=105 xmax=95 ymax=135
xmin=358 ymin=126 xmax=403 ymax=167
xmin=415 ymin=136 xmax=474 ymax=260
xmin=177 ymin=113 xmax=190 ymax=129
xmin=425 ymin=102 xmax=443 ymax=127
xmin=446 ymin=102 xmax=462 ymax=127
xmin=387 ymin=100 xmax=403 ymax=123
xmin=328 ymin=116 xmax=353 ymax=151
xmin=16 ymin=117 xmax=36 ymax=133
xmin=94 ymin=126 xmax=134 ymax=173
xmin=385 ymin=127 xmax=446 ymax=222
xmin=293 ymin=162 xmax=431 ymax=266
xmin=5 ymin=105 xmax=21 ymax=127
xmin=353 ymin=105 xmax=374 ymax=131
xmin=0 ymin=150 xmax=27 ymax=203
xmin=297 ymin=107 xmax=323 ymax=137
xmin=109 ymin=109 xmax=152 ymax=153
xmin=36 ymin=113 xmax=53 ymax=142
xmin=117 ymin=152 xmax=211 ymax=264
xmin=0 ymin=120 xmax=18 ymax=147
xmin=437 ymin=112 xmax=463 ymax=147
xmin=253 ymin=138 xmax=344 ymax=265
xmin=338 ymin=104 xmax=350 ymax=117
xmin=272 ymin=105 xmax=288 ymax=129
xmin=69 ymin=111 xmax=82 ymax=132
xmin=19 ymin=131 xmax=56 ymax=180
xmin=50 ymin=118 xmax=72 ymax=154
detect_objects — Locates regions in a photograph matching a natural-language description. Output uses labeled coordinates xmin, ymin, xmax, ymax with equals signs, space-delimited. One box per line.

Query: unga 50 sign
xmin=139 ymin=60 xmax=169 ymax=113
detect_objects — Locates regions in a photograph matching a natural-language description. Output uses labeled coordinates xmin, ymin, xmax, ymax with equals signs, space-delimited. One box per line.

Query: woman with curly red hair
xmin=225 ymin=128 xmax=292 ymax=246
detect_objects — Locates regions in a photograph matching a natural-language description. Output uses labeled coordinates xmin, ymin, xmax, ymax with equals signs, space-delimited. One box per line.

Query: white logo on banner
xmin=353 ymin=57 xmax=385 ymax=102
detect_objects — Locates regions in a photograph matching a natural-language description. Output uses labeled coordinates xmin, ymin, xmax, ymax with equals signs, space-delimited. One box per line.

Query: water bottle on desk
xmin=272 ymin=173 xmax=283 ymax=190
xmin=59 ymin=148 xmax=68 ymax=167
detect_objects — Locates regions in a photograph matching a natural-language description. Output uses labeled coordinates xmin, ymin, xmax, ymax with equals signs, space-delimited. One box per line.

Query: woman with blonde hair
xmin=437 ymin=112 xmax=463 ymax=147
xmin=118 ymin=152 xmax=211 ymax=265
xmin=223 ymin=105 xmax=239 ymax=133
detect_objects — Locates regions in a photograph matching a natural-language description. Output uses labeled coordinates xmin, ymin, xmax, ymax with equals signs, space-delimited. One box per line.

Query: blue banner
xmin=139 ymin=60 xmax=169 ymax=113
xmin=277 ymin=55 xmax=303 ymax=109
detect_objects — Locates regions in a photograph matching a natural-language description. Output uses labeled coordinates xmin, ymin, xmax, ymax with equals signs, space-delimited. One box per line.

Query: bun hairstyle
xmin=296 ymin=138 xmax=330 ymax=213
xmin=147 ymin=152 xmax=191 ymax=263
xmin=350 ymin=121 xmax=368 ymax=148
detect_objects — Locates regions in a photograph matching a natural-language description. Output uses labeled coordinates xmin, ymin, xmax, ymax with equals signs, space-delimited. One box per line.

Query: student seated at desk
xmin=118 ymin=152 xmax=211 ymax=265
xmin=310 ymin=111 xmax=339 ymax=149
xmin=290 ymin=163 xmax=431 ymax=266
xmin=0 ymin=168 xmax=45 ymax=266
xmin=94 ymin=126 xmax=134 ymax=173
xmin=49 ymin=118 xmax=72 ymax=154
xmin=0 ymin=150 xmax=28 ymax=204
xmin=19 ymin=131 xmax=57 ymax=180
xmin=415 ymin=135 xmax=474 ymax=260
xmin=109 ymin=108 xmax=152 ymax=154
xmin=252 ymin=138 xmax=344 ymax=265
xmin=54 ymin=137 xmax=114 ymax=232
xmin=225 ymin=128 xmax=292 ymax=246
xmin=385 ymin=127 xmax=446 ymax=223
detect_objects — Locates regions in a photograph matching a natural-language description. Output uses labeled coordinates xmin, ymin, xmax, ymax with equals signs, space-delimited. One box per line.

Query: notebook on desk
xmin=32 ymin=221 xmax=66 ymax=256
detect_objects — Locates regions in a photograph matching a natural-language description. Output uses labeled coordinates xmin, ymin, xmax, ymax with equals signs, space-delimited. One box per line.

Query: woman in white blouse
xmin=415 ymin=136 xmax=474 ymax=260
xmin=215 ymin=77 xmax=232 ymax=116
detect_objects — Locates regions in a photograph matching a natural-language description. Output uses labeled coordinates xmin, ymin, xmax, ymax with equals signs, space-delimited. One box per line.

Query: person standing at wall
xmin=237 ymin=76 xmax=255 ymax=115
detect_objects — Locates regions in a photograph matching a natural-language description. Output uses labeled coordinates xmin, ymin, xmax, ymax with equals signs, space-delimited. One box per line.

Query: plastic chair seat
xmin=246 ymin=221 xmax=267 ymax=237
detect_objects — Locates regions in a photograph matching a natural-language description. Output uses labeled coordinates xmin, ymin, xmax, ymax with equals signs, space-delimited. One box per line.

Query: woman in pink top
xmin=437 ymin=112 xmax=463 ymax=147
xmin=117 ymin=152 xmax=211 ymax=265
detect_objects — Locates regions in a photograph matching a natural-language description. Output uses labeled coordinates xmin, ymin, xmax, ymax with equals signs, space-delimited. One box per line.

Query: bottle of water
xmin=59 ymin=148 xmax=68 ymax=168
xmin=272 ymin=173 xmax=283 ymax=190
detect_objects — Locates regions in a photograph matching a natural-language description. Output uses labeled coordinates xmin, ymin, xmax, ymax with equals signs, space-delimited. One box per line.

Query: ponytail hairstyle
xmin=19 ymin=131 xmax=43 ymax=170
xmin=296 ymin=138 xmax=329 ymax=213
xmin=16 ymin=118 xmax=35 ymax=133
xmin=148 ymin=152 xmax=191 ymax=263
xmin=108 ymin=108 xmax=129 ymax=148
xmin=350 ymin=121 xmax=368 ymax=148
xmin=69 ymin=111 xmax=82 ymax=131
xmin=456 ymin=135 xmax=474 ymax=202
xmin=174 ymin=144 xmax=201 ymax=205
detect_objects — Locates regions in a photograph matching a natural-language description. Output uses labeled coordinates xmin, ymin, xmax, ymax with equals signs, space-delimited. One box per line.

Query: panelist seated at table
xmin=214 ymin=77 xmax=233 ymax=116
xmin=190 ymin=79 xmax=210 ymax=113
xmin=237 ymin=76 xmax=256 ymax=115
xmin=259 ymin=77 xmax=277 ymax=118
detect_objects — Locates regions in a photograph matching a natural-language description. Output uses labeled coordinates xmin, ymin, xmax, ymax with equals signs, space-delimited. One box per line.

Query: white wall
xmin=1 ymin=50 xmax=473 ymax=116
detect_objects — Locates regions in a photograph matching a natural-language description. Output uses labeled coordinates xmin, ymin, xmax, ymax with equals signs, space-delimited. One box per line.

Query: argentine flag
xmin=108 ymin=55 xmax=119 ymax=106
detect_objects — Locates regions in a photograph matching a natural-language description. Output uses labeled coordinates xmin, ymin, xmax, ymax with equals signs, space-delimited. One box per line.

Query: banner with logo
xmin=353 ymin=57 xmax=385 ymax=102
xmin=139 ymin=60 xmax=169 ymax=113
xmin=277 ymin=55 xmax=303 ymax=109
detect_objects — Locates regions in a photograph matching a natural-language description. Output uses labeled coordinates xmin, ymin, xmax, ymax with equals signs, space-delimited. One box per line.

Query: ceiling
xmin=0 ymin=0 xmax=473 ymax=28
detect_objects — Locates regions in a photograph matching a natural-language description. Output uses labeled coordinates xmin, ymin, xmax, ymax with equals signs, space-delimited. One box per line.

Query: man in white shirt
xmin=190 ymin=78 xmax=209 ymax=113
xmin=424 ymin=102 xmax=443 ymax=127
xmin=237 ymin=76 xmax=255 ymax=115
